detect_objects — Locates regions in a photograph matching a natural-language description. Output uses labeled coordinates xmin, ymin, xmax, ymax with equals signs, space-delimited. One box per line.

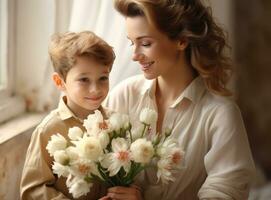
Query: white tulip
xmin=130 ymin=124 xmax=144 ymax=141
xmin=139 ymin=108 xmax=158 ymax=125
xmin=97 ymin=131 xmax=110 ymax=149
xmin=109 ymin=113 xmax=130 ymax=131
xmin=68 ymin=127 xmax=83 ymax=140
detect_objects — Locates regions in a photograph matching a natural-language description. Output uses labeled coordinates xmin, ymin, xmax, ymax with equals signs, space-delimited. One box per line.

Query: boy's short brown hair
xmin=49 ymin=31 xmax=115 ymax=80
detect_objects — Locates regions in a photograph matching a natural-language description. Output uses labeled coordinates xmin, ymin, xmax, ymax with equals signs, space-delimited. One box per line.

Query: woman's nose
xmin=132 ymin=52 xmax=145 ymax=62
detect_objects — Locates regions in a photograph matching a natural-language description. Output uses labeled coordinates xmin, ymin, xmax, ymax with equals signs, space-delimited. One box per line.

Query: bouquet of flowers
xmin=46 ymin=108 xmax=184 ymax=198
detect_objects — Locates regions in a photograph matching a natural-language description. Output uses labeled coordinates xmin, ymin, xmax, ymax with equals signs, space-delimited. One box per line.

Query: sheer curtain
xmin=22 ymin=0 xmax=232 ymax=112
xmin=16 ymin=0 xmax=73 ymax=111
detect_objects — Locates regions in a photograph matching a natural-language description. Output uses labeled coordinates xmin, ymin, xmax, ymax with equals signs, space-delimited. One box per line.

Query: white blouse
xmin=104 ymin=75 xmax=255 ymax=200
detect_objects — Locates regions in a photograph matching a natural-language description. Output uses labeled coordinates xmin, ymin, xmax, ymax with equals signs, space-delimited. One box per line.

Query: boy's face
xmin=62 ymin=56 xmax=110 ymax=118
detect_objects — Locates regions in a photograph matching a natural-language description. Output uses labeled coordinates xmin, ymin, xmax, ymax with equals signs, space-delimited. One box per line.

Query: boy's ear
xmin=52 ymin=72 xmax=65 ymax=91
xmin=177 ymin=38 xmax=189 ymax=51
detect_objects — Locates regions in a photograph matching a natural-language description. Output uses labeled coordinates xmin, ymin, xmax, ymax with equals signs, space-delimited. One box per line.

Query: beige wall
xmin=234 ymin=0 xmax=271 ymax=179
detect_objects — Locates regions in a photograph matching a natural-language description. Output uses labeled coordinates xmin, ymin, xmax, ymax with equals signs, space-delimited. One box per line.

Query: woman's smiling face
xmin=126 ymin=16 xmax=182 ymax=80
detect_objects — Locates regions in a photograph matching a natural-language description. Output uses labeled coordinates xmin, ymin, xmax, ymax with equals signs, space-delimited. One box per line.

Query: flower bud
xmin=139 ymin=108 xmax=158 ymax=125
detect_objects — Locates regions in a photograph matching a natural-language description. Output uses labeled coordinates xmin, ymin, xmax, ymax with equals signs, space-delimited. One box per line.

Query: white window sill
xmin=0 ymin=112 xmax=46 ymax=144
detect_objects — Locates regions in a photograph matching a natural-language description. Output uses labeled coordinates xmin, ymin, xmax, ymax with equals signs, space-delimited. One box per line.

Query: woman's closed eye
xmin=141 ymin=41 xmax=151 ymax=47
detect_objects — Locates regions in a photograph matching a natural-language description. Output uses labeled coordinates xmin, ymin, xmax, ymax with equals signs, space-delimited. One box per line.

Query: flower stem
xmin=141 ymin=124 xmax=147 ymax=138
xmin=128 ymin=129 xmax=133 ymax=143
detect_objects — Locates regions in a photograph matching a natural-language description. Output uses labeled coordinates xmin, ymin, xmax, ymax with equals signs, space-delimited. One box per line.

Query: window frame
xmin=0 ymin=0 xmax=25 ymax=123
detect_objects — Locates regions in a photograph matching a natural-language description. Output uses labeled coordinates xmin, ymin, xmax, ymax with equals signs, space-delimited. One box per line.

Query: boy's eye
xmin=99 ymin=76 xmax=109 ymax=81
xmin=79 ymin=77 xmax=89 ymax=83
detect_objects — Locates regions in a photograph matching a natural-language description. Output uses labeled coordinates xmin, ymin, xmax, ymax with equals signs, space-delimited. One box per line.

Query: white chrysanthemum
xmin=130 ymin=138 xmax=154 ymax=164
xmin=139 ymin=108 xmax=158 ymax=125
xmin=53 ymin=150 xmax=69 ymax=165
xmin=68 ymin=127 xmax=83 ymax=140
xmin=101 ymin=138 xmax=131 ymax=176
xmin=52 ymin=162 xmax=70 ymax=178
xmin=66 ymin=175 xmax=92 ymax=198
xmin=157 ymin=158 xmax=175 ymax=184
xmin=157 ymin=137 xmax=177 ymax=156
xmin=74 ymin=135 xmax=103 ymax=161
xmin=109 ymin=113 xmax=130 ymax=131
xmin=167 ymin=147 xmax=184 ymax=166
xmin=46 ymin=133 xmax=67 ymax=156
xmin=69 ymin=159 xmax=99 ymax=178
xmin=65 ymin=146 xmax=79 ymax=164
xmin=157 ymin=137 xmax=184 ymax=168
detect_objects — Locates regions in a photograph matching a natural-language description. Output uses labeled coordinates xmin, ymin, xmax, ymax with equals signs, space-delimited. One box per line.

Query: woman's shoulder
xmin=104 ymin=74 xmax=147 ymax=113
xmin=109 ymin=74 xmax=147 ymax=96
xmin=201 ymin=91 xmax=242 ymax=119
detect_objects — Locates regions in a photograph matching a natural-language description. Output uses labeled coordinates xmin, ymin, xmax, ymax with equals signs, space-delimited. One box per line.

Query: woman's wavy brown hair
xmin=114 ymin=0 xmax=232 ymax=96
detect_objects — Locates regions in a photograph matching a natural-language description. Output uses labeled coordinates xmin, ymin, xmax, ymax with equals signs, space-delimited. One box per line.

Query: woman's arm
xmin=198 ymin=102 xmax=255 ymax=199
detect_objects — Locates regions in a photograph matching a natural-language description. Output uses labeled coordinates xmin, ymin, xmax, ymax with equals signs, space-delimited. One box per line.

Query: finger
xmin=98 ymin=196 xmax=111 ymax=200
xmin=108 ymin=186 xmax=131 ymax=193
xmin=131 ymin=184 xmax=142 ymax=192
xmin=107 ymin=192 xmax=132 ymax=200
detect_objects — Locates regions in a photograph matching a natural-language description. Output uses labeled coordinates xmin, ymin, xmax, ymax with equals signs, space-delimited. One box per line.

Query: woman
xmin=102 ymin=0 xmax=255 ymax=199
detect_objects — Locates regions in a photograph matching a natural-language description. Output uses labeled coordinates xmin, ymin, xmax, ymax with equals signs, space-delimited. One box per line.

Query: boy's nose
xmin=89 ymin=84 xmax=100 ymax=93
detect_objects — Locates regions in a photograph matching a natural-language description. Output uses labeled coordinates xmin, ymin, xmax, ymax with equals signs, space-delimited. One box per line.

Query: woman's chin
xmin=142 ymin=72 xmax=157 ymax=80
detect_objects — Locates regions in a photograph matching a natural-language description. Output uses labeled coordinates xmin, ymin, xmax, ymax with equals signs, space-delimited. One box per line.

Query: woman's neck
xmin=156 ymin=59 xmax=197 ymax=104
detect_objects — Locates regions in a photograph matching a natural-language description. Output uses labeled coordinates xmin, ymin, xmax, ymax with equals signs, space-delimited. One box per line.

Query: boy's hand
xmin=106 ymin=185 xmax=143 ymax=200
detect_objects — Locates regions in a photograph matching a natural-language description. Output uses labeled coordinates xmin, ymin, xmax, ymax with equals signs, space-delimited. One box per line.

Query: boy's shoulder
xmin=34 ymin=108 xmax=69 ymax=139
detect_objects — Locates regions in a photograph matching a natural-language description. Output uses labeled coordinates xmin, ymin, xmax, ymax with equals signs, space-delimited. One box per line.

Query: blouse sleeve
xmin=198 ymin=102 xmax=255 ymax=200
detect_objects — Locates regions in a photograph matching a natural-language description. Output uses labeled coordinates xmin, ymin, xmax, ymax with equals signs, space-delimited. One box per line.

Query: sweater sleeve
xmin=20 ymin=126 xmax=70 ymax=200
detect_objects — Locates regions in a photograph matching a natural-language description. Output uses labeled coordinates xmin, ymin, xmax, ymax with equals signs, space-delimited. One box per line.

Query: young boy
xmin=20 ymin=31 xmax=115 ymax=200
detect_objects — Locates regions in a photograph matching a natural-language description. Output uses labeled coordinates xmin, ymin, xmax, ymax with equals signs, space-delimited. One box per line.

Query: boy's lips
xmin=85 ymin=96 xmax=103 ymax=101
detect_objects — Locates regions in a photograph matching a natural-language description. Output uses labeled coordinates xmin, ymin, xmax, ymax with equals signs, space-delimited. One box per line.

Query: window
xmin=0 ymin=0 xmax=25 ymax=123
xmin=0 ymin=0 xmax=7 ymax=92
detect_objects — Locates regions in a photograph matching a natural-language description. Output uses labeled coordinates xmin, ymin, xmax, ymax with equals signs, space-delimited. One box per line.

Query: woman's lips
xmin=140 ymin=61 xmax=154 ymax=71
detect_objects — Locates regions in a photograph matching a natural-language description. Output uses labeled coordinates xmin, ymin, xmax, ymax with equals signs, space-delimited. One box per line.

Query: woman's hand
xmin=98 ymin=196 xmax=111 ymax=200
xmin=106 ymin=185 xmax=143 ymax=200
